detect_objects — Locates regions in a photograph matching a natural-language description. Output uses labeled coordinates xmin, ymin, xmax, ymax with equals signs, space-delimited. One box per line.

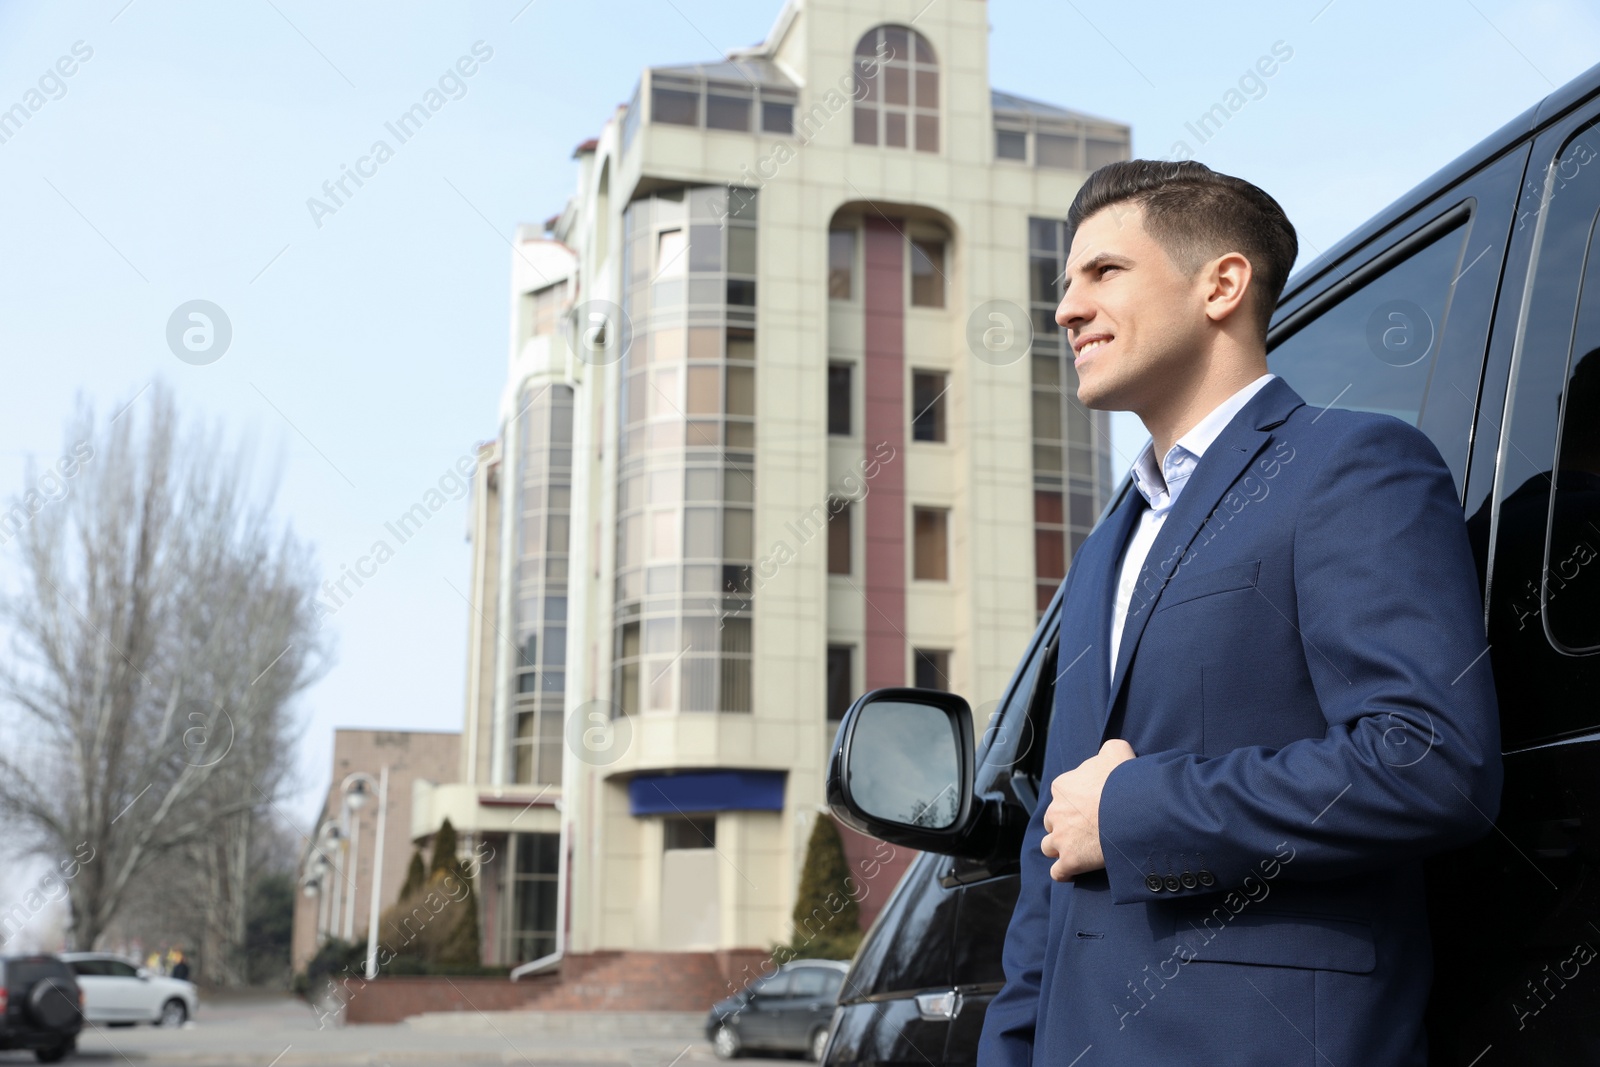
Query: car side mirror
xmin=827 ymin=687 xmax=986 ymax=854
xmin=137 ymin=969 xmax=151 ymax=980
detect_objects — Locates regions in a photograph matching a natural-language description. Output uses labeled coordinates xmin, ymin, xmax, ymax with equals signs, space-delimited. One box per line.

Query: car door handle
xmin=914 ymin=990 xmax=963 ymax=1020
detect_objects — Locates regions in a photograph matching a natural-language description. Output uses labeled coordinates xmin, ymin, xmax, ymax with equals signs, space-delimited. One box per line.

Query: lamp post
xmin=314 ymin=821 xmax=343 ymax=943
xmin=311 ymin=852 xmax=332 ymax=939
xmin=340 ymin=773 xmax=377 ymax=942
xmin=364 ymin=765 xmax=390 ymax=980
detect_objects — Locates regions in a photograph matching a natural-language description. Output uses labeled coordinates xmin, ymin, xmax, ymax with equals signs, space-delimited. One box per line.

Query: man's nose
xmin=1055 ymin=288 xmax=1087 ymax=332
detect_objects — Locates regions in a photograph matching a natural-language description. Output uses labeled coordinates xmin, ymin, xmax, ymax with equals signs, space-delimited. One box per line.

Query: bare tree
xmin=0 ymin=382 xmax=329 ymax=953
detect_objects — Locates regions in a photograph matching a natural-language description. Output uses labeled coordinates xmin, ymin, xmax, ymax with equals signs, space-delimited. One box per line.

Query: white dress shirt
xmin=1108 ymin=373 xmax=1277 ymax=673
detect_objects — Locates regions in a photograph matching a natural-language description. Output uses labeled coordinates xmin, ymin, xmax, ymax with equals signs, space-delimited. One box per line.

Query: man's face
xmin=1055 ymin=203 xmax=1210 ymax=412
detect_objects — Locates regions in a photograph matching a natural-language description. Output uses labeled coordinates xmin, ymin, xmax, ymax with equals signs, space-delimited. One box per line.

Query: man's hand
xmin=1041 ymin=739 xmax=1137 ymax=882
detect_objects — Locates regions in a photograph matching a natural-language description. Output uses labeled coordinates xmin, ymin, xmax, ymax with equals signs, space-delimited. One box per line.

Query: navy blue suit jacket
xmin=976 ymin=377 xmax=1502 ymax=1067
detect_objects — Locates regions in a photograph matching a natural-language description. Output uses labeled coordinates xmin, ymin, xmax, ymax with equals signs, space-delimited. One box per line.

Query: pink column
xmin=861 ymin=218 xmax=906 ymax=690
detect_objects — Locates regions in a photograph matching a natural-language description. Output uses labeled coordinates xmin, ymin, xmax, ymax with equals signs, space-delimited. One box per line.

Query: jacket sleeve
xmin=1096 ymin=415 xmax=1504 ymax=903
xmin=976 ymin=771 xmax=1057 ymax=1067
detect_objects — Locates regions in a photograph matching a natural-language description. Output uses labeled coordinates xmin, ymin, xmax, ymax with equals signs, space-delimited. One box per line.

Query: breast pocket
xmin=1155 ymin=558 xmax=1262 ymax=612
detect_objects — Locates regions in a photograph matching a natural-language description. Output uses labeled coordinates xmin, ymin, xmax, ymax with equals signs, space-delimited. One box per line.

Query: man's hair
xmin=1065 ymin=159 xmax=1298 ymax=337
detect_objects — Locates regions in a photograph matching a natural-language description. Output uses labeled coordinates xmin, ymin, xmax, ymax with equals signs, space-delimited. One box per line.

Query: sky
xmin=0 ymin=0 xmax=1597 ymax=866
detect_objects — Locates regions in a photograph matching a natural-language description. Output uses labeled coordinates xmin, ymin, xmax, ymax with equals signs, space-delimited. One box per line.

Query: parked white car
xmin=58 ymin=953 xmax=197 ymax=1027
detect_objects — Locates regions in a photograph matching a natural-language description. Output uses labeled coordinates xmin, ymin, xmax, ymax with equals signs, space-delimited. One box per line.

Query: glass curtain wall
xmin=511 ymin=381 xmax=574 ymax=784
xmin=616 ymin=186 xmax=758 ymax=717
xmin=1028 ymin=216 xmax=1115 ymax=616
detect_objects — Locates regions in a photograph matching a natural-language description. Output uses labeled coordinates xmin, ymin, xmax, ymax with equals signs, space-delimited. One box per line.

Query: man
xmin=976 ymin=160 xmax=1502 ymax=1066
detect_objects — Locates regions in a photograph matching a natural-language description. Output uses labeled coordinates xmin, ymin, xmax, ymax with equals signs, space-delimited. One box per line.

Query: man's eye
xmin=1099 ymin=264 xmax=1120 ymax=276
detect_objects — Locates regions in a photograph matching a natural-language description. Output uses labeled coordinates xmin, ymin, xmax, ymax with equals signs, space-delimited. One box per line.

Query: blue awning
xmin=628 ymin=770 xmax=786 ymax=816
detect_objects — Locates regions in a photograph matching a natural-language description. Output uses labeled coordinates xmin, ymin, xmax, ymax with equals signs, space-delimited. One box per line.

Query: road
xmin=0 ymin=994 xmax=741 ymax=1067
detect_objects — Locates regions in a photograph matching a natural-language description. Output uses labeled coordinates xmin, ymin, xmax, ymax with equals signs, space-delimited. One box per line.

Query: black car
xmin=706 ymin=959 xmax=848 ymax=1061
xmin=0 ymin=955 xmax=83 ymax=1063
xmin=825 ymin=57 xmax=1600 ymax=1067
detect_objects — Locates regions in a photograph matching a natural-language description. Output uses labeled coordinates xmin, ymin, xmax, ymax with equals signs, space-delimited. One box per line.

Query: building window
xmin=827 ymin=645 xmax=854 ymax=721
xmin=762 ymin=100 xmax=794 ymax=134
xmin=1028 ymin=215 xmax=1114 ymax=617
xmin=510 ymin=832 xmax=558 ymax=963
xmin=913 ymin=506 xmax=949 ymax=581
xmin=651 ymin=78 xmax=700 ymax=126
xmin=829 ymin=228 xmax=856 ymax=300
xmin=995 ymin=126 xmax=1027 ymax=161
xmin=649 ymin=73 xmax=798 ymax=137
xmin=911 ymin=371 xmax=947 ymax=442
xmin=828 ymin=364 xmax=852 ymax=435
xmin=828 ymin=499 xmax=851 ymax=575
xmin=910 ymin=238 xmax=945 ymax=308
xmin=705 ymin=84 xmax=752 ymax=131
xmin=616 ymin=186 xmax=760 ymax=717
xmin=914 ymin=648 xmax=949 ymax=691
xmin=524 ymin=281 xmax=567 ymax=338
xmin=852 ymin=25 xmax=939 ymax=153
xmin=511 ymin=383 xmax=573 ymax=785
xmin=991 ymin=104 xmax=1131 ymax=173
xmin=664 ymin=815 xmax=716 ymax=849
xmin=657 ymin=228 xmax=686 ymax=278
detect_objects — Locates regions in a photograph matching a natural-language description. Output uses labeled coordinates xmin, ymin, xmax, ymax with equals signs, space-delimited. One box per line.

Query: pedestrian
xmin=170 ymin=949 xmax=190 ymax=982
xmin=976 ymin=159 xmax=1502 ymax=1067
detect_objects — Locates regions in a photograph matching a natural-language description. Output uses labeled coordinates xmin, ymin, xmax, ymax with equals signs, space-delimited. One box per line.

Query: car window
xmin=8 ymin=960 xmax=65 ymax=985
xmin=1472 ymin=119 xmax=1600 ymax=747
xmin=753 ymin=971 xmax=791 ymax=997
xmin=69 ymin=959 xmax=107 ymax=977
xmin=1269 ymin=218 xmax=1472 ymax=477
xmin=790 ymin=968 xmax=829 ymax=997
xmin=106 ymin=960 xmax=139 ymax=979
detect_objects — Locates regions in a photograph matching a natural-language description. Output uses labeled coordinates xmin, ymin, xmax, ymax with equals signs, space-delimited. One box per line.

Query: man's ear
xmin=1202 ymin=252 xmax=1254 ymax=325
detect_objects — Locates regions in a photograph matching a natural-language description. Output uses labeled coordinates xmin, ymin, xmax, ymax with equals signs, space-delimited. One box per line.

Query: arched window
xmin=852 ymin=25 xmax=938 ymax=153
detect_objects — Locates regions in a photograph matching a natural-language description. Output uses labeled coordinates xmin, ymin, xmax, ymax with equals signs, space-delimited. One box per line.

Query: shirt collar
xmin=1129 ymin=372 xmax=1277 ymax=513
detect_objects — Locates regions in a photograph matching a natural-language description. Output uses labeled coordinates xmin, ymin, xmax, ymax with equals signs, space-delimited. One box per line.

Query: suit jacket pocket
xmin=1173 ymin=904 xmax=1377 ymax=974
xmin=1155 ymin=557 xmax=1262 ymax=612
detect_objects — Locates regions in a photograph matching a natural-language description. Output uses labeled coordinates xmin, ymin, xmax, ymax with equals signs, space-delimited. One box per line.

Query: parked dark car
xmin=0 ymin=955 xmax=83 ymax=1062
xmin=824 ymin=58 xmax=1600 ymax=1067
xmin=706 ymin=959 xmax=848 ymax=1061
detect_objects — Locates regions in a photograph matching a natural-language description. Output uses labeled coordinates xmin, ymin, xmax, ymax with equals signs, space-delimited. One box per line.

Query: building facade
xmin=291 ymin=729 xmax=460 ymax=975
xmin=417 ymin=0 xmax=1125 ymax=970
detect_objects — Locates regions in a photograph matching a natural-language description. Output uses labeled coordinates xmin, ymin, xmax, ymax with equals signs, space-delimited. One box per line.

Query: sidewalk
xmin=66 ymin=994 xmax=717 ymax=1066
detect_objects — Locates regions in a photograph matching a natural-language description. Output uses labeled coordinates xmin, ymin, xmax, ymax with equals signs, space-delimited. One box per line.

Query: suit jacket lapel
xmin=1099 ymin=377 xmax=1307 ymax=739
xmin=1053 ymin=482 xmax=1143 ymax=763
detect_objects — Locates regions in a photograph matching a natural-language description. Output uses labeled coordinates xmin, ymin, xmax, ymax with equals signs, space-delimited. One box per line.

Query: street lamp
xmin=315 ymin=821 xmax=343 ymax=942
xmin=310 ymin=851 xmax=333 ymax=939
xmin=364 ymin=765 xmax=390 ymax=980
xmin=340 ymin=773 xmax=378 ymax=943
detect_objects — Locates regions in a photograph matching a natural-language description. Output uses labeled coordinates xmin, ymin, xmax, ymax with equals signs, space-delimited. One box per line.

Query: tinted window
xmin=1469 ymin=122 xmax=1600 ymax=746
xmin=68 ymin=959 xmax=107 ymax=977
xmin=1270 ymin=221 xmax=1469 ymax=428
xmin=8 ymin=959 xmax=67 ymax=986
xmin=105 ymin=960 xmax=139 ymax=979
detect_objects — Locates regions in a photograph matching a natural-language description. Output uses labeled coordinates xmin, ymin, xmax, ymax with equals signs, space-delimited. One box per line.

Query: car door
xmin=1425 ymin=99 xmax=1600 ymax=1066
xmin=738 ymin=969 xmax=791 ymax=1047
xmin=69 ymin=959 xmax=127 ymax=1022
xmin=104 ymin=959 xmax=156 ymax=1021
xmin=778 ymin=966 xmax=835 ymax=1049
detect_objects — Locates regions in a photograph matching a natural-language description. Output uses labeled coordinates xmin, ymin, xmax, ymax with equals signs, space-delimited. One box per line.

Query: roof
xmin=650 ymin=57 xmax=796 ymax=90
xmin=991 ymin=89 xmax=1127 ymax=130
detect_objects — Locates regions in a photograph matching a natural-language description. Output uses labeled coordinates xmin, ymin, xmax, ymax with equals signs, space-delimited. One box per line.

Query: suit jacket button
xmin=1163 ymin=875 xmax=1182 ymax=892
xmin=1145 ymin=874 xmax=1165 ymax=893
xmin=1180 ymin=872 xmax=1198 ymax=890
xmin=1198 ymin=869 xmax=1216 ymax=887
